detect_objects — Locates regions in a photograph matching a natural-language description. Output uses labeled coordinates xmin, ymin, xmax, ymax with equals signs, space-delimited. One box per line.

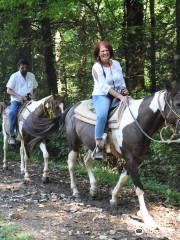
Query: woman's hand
xmin=108 ymin=88 xmax=129 ymax=105
xmin=121 ymin=87 xmax=129 ymax=96
xmin=118 ymin=94 xmax=128 ymax=105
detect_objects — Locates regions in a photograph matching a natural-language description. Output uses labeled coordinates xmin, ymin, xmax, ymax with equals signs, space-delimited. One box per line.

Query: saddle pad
xmin=2 ymin=101 xmax=33 ymax=136
xmin=74 ymin=99 xmax=126 ymax=128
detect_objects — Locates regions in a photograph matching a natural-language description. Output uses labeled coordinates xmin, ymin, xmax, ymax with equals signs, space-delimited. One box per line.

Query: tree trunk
xmin=124 ymin=0 xmax=145 ymax=90
xmin=41 ymin=17 xmax=58 ymax=94
xmin=16 ymin=18 xmax=32 ymax=71
xmin=176 ymin=0 xmax=180 ymax=82
xmin=150 ymin=0 xmax=156 ymax=92
xmin=76 ymin=3 xmax=88 ymax=99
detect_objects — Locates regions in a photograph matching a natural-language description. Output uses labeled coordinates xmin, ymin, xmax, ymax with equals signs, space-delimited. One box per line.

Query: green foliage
xmin=140 ymin=139 xmax=179 ymax=191
xmin=0 ymin=0 xmax=179 ymax=208
xmin=0 ymin=212 xmax=32 ymax=240
xmin=131 ymin=88 xmax=151 ymax=99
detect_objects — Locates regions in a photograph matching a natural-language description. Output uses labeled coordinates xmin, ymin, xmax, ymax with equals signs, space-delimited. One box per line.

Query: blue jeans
xmin=9 ymin=101 xmax=22 ymax=135
xmin=92 ymin=95 xmax=112 ymax=140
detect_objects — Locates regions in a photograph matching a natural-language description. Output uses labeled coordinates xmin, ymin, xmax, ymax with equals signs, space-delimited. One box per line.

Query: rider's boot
xmin=93 ymin=133 xmax=107 ymax=160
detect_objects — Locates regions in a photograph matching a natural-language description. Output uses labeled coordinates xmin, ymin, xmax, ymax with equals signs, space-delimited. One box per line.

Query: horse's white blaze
xmin=149 ymin=91 xmax=166 ymax=113
xmin=59 ymin=103 xmax=64 ymax=112
xmin=67 ymin=150 xmax=79 ymax=196
xmin=112 ymin=99 xmax=143 ymax=152
xmin=110 ymin=170 xmax=128 ymax=205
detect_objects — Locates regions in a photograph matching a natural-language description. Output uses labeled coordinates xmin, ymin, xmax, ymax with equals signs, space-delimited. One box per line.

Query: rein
xmin=18 ymin=101 xmax=33 ymax=122
xmin=127 ymin=91 xmax=180 ymax=144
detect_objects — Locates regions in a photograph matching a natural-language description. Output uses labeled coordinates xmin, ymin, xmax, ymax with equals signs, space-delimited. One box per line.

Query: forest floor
xmin=0 ymin=160 xmax=179 ymax=240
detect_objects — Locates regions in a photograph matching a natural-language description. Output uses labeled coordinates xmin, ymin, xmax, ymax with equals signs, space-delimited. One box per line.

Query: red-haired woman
xmin=92 ymin=41 xmax=128 ymax=159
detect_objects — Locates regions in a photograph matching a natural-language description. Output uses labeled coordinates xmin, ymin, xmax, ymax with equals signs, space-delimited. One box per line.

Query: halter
xmin=127 ymin=91 xmax=180 ymax=144
xmin=42 ymin=101 xmax=56 ymax=119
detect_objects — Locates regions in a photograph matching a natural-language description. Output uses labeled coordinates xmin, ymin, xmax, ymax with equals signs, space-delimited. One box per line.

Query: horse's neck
xmin=149 ymin=91 xmax=166 ymax=113
xmin=135 ymin=91 xmax=165 ymax=135
xmin=33 ymin=104 xmax=44 ymax=116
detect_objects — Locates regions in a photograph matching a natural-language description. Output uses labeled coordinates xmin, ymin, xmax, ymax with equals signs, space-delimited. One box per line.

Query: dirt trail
xmin=0 ymin=161 xmax=179 ymax=240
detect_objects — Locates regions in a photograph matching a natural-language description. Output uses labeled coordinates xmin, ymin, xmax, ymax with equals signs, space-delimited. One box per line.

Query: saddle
xmin=3 ymin=101 xmax=32 ymax=137
xmin=74 ymin=99 xmax=126 ymax=129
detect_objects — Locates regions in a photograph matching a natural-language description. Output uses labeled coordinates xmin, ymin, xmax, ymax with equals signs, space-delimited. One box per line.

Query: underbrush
xmin=0 ymin=213 xmax=32 ymax=240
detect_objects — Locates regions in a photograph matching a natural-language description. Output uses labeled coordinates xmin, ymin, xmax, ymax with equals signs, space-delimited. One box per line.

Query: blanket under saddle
xmin=74 ymin=99 xmax=126 ymax=129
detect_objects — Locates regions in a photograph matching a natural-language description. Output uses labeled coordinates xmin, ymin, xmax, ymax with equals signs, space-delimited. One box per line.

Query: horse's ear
xmin=166 ymin=81 xmax=180 ymax=95
xmin=61 ymin=92 xmax=68 ymax=100
xmin=51 ymin=90 xmax=57 ymax=97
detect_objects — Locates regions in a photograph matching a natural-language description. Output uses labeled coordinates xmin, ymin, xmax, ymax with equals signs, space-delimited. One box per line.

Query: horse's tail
xmin=58 ymin=106 xmax=71 ymax=133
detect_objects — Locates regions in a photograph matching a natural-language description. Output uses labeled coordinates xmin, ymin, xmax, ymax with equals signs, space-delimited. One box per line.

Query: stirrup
xmin=8 ymin=136 xmax=16 ymax=145
xmin=92 ymin=146 xmax=104 ymax=160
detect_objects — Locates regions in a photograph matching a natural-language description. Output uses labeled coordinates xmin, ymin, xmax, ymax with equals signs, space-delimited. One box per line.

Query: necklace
xmin=100 ymin=62 xmax=116 ymax=89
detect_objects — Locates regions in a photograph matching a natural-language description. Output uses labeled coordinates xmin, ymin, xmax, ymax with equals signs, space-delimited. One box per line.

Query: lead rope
xmin=127 ymin=92 xmax=180 ymax=144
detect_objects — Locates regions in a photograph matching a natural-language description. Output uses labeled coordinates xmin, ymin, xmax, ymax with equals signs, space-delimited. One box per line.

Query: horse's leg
xmin=135 ymin=187 xmax=157 ymax=228
xmin=110 ymin=169 xmax=128 ymax=207
xmin=84 ymin=150 xmax=97 ymax=197
xmin=68 ymin=150 xmax=79 ymax=198
xmin=127 ymin=159 xmax=157 ymax=228
xmin=39 ymin=142 xmax=49 ymax=183
xmin=22 ymin=143 xmax=31 ymax=181
xmin=20 ymin=140 xmax=25 ymax=174
xmin=3 ymin=133 xmax=8 ymax=169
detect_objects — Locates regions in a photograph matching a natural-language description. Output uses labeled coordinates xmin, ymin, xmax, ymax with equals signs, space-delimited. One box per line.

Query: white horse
xmin=0 ymin=95 xmax=65 ymax=182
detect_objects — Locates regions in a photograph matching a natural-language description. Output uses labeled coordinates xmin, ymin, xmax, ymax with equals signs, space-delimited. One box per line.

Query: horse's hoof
xmin=3 ymin=165 xmax=8 ymax=171
xmin=89 ymin=188 xmax=97 ymax=198
xmin=71 ymin=192 xmax=81 ymax=200
xmin=110 ymin=199 xmax=119 ymax=209
xmin=143 ymin=216 xmax=158 ymax=230
xmin=42 ymin=176 xmax=50 ymax=184
xmin=24 ymin=176 xmax=31 ymax=183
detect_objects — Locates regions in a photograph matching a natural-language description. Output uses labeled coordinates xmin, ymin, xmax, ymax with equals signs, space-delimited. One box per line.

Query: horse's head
xmin=164 ymin=81 xmax=180 ymax=133
xmin=42 ymin=93 xmax=66 ymax=118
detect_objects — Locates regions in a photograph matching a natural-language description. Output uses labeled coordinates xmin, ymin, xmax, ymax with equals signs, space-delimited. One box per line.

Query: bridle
xmin=42 ymin=101 xmax=58 ymax=119
xmin=127 ymin=90 xmax=180 ymax=144
xmin=158 ymin=91 xmax=180 ymax=142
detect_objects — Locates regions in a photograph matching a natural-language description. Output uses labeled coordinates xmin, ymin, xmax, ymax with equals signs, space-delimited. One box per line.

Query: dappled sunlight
xmin=0 ymin=181 xmax=24 ymax=191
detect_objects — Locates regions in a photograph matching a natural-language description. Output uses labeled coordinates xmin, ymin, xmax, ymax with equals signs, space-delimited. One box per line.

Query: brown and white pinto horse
xmin=20 ymin=82 xmax=180 ymax=228
xmin=0 ymin=94 xmax=65 ymax=182
xmin=61 ymin=81 xmax=180 ymax=228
